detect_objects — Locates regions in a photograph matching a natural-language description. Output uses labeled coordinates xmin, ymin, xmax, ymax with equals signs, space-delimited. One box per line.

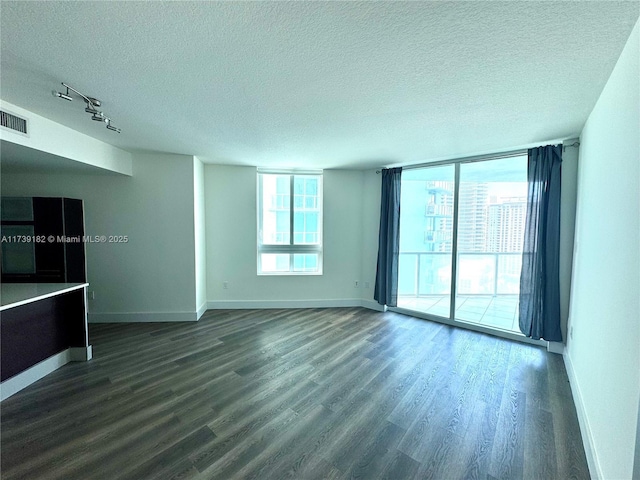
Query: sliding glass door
xmin=455 ymin=156 xmax=527 ymax=332
xmin=397 ymin=155 xmax=528 ymax=335
xmin=397 ymin=165 xmax=455 ymax=318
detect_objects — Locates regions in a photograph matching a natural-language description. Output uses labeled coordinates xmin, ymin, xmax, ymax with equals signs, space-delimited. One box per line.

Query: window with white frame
xmin=257 ymin=170 xmax=323 ymax=275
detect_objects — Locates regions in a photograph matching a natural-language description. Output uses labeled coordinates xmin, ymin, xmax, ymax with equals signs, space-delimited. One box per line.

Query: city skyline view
xmin=397 ymin=156 xmax=528 ymax=333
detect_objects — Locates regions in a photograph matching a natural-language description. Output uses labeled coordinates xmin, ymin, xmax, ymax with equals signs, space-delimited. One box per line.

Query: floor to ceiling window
xmin=398 ymin=165 xmax=455 ymax=318
xmin=396 ymin=154 xmax=528 ymax=336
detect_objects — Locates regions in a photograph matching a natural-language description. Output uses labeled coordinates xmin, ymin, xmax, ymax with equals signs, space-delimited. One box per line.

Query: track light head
xmin=85 ymin=106 xmax=99 ymax=115
xmin=106 ymin=124 xmax=121 ymax=133
xmin=91 ymin=113 xmax=104 ymax=122
xmin=53 ymin=90 xmax=72 ymax=101
xmin=85 ymin=97 xmax=101 ymax=107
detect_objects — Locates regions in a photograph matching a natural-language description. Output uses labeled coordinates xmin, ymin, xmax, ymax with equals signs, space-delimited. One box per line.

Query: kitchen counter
xmin=1 ymin=282 xmax=92 ymax=401
xmin=1 ymin=283 xmax=89 ymax=311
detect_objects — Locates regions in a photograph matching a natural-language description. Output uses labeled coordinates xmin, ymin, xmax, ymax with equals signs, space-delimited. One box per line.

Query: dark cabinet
xmin=1 ymin=197 xmax=86 ymax=283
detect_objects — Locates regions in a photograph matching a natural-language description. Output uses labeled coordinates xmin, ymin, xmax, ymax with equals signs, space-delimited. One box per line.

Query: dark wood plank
xmin=488 ymin=387 xmax=527 ymax=479
xmin=0 ymin=307 xmax=590 ymax=480
xmin=379 ymin=449 xmax=421 ymax=480
xmin=524 ymin=408 xmax=557 ymax=479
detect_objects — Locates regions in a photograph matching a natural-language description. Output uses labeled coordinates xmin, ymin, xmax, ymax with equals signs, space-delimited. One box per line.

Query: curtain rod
xmin=375 ymin=141 xmax=580 ymax=173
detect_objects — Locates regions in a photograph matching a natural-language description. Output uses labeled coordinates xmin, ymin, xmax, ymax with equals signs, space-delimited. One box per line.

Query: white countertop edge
xmin=1 ymin=283 xmax=89 ymax=311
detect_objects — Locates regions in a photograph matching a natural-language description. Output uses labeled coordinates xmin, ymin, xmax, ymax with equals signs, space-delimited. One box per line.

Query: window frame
xmin=257 ymin=169 xmax=323 ymax=275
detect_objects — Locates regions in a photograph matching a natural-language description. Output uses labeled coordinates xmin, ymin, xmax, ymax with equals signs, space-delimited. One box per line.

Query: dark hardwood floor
xmin=1 ymin=307 xmax=589 ymax=479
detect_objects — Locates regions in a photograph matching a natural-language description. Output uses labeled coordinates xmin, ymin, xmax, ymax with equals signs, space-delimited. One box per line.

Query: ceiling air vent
xmin=0 ymin=110 xmax=29 ymax=136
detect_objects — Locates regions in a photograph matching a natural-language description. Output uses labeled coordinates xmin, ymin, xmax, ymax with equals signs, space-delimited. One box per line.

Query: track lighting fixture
xmin=52 ymin=82 xmax=121 ymax=133
xmin=54 ymin=91 xmax=73 ymax=101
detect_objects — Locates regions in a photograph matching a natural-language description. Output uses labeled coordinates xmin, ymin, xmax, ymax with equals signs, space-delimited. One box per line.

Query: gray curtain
xmin=374 ymin=167 xmax=402 ymax=307
xmin=519 ymin=145 xmax=563 ymax=341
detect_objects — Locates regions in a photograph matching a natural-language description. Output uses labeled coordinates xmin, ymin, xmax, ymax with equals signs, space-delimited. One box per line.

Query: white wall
xmin=1 ymin=152 xmax=200 ymax=322
xmin=360 ymin=169 xmax=383 ymax=310
xmin=635 ymin=398 xmax=640 ymax=479
xmin=558 ymin=138 xmax=579 ymax=345
xmin=204 ymin=165 xmax=379 ymax=308
xmin=0 ymin=100 xmax=132 ymax=175
xmin=193 ymin=156 xmax=207 ymax=318
xmin=565 ymin=20 xmax=639 ymax=480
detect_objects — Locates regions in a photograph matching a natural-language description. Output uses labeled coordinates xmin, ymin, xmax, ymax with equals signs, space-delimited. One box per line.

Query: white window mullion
xmin=449 ymin=163 xmax=461 ymax=321
xmin=290 ymin=174 xmax=295 ymax=272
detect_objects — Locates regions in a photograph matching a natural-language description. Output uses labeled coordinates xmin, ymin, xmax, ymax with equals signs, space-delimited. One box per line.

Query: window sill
xmin=257 ymin=271 xmax=323 ymax=276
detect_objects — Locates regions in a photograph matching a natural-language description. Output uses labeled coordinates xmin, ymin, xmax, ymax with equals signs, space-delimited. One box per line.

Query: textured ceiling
xmin=1 ymin=1 xmax=638 ymax=169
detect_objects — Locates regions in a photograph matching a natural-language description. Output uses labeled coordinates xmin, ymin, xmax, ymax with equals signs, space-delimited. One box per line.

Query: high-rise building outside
xmin=423 ymin=181 xmax=454 ymax=252
xmin=486 ymin=196 xmax=527 ymax=253
xmin=420 ymin=182 xmax=526 ymax=253
xmin=457 ymin=182 xmax=489 ymax=253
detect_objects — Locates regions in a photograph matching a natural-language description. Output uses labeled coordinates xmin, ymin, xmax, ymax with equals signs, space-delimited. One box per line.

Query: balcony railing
xmin=398 ymin=251 xmax=522 ymax=297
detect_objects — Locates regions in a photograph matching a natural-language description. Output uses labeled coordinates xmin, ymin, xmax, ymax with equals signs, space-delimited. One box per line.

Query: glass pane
xmin=260 ymin=253 xmax=290 ymax=272
xmin=261 ymin=174 xmax=290 ymax=244
xmin=1 ymin=197 xmax=34 ymax=221
xmin=398 ymin=165 xmax=455 ymax=316
xmin=455 ymin=156 xmax=527 ymax=332
xmin=418 ymin=253 xmax=452 ymax=295
xmin=457 ymin=254 xmax=495 ymax=294
xmin=497 ymin=254 xmax=522 ymax=294
xmin=1 ymin=225 xmax=36 ymax=274
xmin=293 ymin=254 xmax=319 ymax=272
xmin=398 ymin=254 xmax=417 ymax=295
xmin=293 ymin=175 xmax=320 ymax=245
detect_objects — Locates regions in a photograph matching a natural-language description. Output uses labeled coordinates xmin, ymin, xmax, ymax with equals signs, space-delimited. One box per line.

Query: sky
xmin=402 ymin=155 xmax=527 ymax=198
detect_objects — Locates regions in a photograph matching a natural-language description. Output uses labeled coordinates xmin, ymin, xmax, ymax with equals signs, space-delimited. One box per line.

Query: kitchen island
xmin=1 ymin=283 xmax=92 ymax=401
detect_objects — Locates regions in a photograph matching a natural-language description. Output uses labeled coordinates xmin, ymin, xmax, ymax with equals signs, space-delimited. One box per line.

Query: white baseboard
xmin=1 ymin=346 xmax=94 ymax=401
xmin=547 ymin=341 xmax=565 ymax=354
xmin=70 ymin=346 xmax=93 ymax=361
xmin=197 ymin=302 xmax=208 ymax=320
xmin=88 ymin=311 xmax=199 ymax=323
xmin=88 ymin=300 xmax=385 ymax=323
xmin=1 ymin=349 xmax=71 ymax=401
xmin=207 ymin=298 xmax=363 ymax=310
xmin=360 ymin=299 xmax=387 ymax=312
xmin=563 ymin=350 xmax=602 ymax=479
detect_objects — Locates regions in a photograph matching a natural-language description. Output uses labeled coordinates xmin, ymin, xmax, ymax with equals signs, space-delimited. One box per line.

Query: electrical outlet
xmin=223 ymin=281 xmax=229 ymax=289
xmin=354 ymin=280 xmax=359 ymax=288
